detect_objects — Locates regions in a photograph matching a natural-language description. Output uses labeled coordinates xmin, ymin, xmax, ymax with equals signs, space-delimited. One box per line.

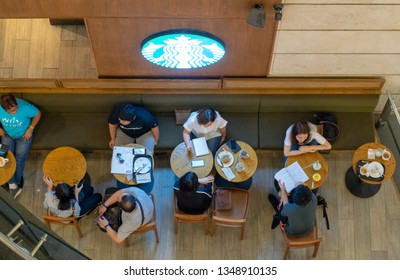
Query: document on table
xmin=192 ymin=137 xmax=209 ymax=156
xmin=222 ymin=167 xmax=236 ymax=181
xmin=274 ymin=161 xmax=309 ymax=192
xmin=111 ymin=146 xmax=134 ymax=174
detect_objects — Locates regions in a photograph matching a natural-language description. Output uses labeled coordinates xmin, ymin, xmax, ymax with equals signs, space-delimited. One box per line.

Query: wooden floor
xmin=15 ymin=150 xmax=400 ymax=260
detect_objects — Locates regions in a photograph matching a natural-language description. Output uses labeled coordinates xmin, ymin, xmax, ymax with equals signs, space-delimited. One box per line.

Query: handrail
xmin=388 ymin=94 xmax=400 ymax=125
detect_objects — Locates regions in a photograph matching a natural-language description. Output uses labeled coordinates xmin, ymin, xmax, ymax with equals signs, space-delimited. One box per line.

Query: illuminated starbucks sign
xmin=141 ymin=29 xmax=225 ymax=69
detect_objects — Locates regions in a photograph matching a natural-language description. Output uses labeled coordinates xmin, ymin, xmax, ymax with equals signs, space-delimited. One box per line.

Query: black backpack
xmin=312 ymin=112 xmax=340 ymax=144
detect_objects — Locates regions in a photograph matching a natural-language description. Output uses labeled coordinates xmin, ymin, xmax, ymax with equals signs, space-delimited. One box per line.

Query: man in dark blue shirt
xmin=108 ymin=104 xmax=159 ymax=153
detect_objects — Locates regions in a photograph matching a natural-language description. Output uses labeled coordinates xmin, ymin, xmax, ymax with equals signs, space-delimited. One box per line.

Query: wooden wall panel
xmin=86 ymin=18 xmax=275 ymax=77
xmin=270 ymin=54 xmax=400 ymax=76
xmin=275 ymin=31 xmax=400 ymax=54
xmin=281 ymin=5 xmax=400 ymax=30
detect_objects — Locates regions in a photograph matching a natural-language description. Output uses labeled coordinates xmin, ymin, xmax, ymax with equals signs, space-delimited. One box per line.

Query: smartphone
xmin=77 ymin=178 xmax=85 ymax=187
xmin=191 ymin=159 xmax=205 ymax=168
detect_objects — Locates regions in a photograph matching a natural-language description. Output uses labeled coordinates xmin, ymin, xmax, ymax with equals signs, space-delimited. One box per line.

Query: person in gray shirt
xmin=97 ymin=187 xmax=154 ymax=243
xmin=269 ymin=181 xmax=317 ymax=236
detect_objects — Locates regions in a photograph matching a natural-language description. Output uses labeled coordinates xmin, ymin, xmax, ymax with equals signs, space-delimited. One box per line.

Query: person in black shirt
xmin=173 ymin=171 xmax=214 ymax=214
xmin=108 ymin=104 xmax=159 ymax=153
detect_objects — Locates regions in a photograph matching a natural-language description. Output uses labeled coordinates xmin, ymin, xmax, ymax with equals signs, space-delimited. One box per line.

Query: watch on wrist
xmin=102 ymin=202 xmax=108 ymax=208
xmin=104 ymin=224 xmax=109 ymax=230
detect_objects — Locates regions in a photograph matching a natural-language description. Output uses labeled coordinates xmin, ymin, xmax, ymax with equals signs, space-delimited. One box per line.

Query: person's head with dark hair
xmin=290 ymin=122 xmax=311 ymax=145
xmin=118 ymin=104 xmax=136 ymax=124
xmin=196 ymin=107 xmax=217 ymax=127
xmin=292 ymin=184 xmax=312 ymax=207
xmin=118 ymin=193 xmax=137 ymax=213
xmin=55 ymin=183 xmax=73 ymax=211
xmin=178 ymin=171 xmax=199 ymax=193
xmin=0 ymin=94 xmax=18 ymax=114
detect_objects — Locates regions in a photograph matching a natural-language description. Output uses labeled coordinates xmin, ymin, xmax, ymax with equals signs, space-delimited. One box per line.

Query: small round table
xmin=113 ymin=143 xmax=154 ymax=185
xmin=43 ymin=146 xmax=87 ymax=186
xmin=170 ymin=142 xmax=213 ymax=178
xmin=215 ymin=141 xmax=258 ymax=183
xmin=0 ymin=152 xmax=17 ymax=185
xmin=286 ymin=152 xmax=328 ymax=190
xmin=345 ymin=142 xmax=396 ymax=198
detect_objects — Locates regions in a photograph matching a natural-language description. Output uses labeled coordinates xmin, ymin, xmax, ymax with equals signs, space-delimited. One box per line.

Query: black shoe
xmin=271 ymin=215 xmax=280 ymax=229
xmin=268 ymin=194 xmax=279 ymax=212
xmin=18 ymin=176 xmax=24 ymax=189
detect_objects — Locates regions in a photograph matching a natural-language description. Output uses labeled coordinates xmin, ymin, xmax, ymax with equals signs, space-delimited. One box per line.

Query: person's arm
xmin=98 ymin=189 xmax=124 ymax=216
xmin=183 ymin=129 xmax=192 ymax=152
xmin=0 ymin=128 xmax=6 ymax=137
xmin=278 ymin=180 xmax=289 ymax=206
xmin=108 ymin=123 xmax=117 ymax=149
xmin=219 ymin=126 xmax=227 ymax=144
xmin=283 ymin=144 xmax=308 ymax=157
xmin=151 ymin=126 xmax=159 ymax=146
xmin=198 ymin=175 xmax=214 ymax=186
xmin=23 ymin=110 xmax=41 ymax=141
xmin=97 ymin=216 xmax=126 ymax=243
xmin=43 ymin=175 xmax=54 ymax=192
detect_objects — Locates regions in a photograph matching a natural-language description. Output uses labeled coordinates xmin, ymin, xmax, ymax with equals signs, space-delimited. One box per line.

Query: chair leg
xmin=153 ymin=225 xmax=159 ymax=243
xmin=240 ymin=224 xmax=245 ymax=240
xmin=73 ymin=220 xmax=83 ymax=238
xmin=174 ymin=218 xmax=178 ymax=235
xmin=124 ymin=237 xmax=130 ymax=247
xmin=283 ymin=246 xmax=290 ymax=260
xmin=312 ymin=241 xmax=321 ymax=258
xmin=210 ymin=220 xmax=215 ymax=237
xmin=203 ymin=217 xmax=208 ymax=235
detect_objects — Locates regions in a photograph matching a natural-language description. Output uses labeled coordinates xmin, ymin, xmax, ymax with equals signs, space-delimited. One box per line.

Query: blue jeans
xmin=1 ymin=135 xmax=33 ymax=186
xmin=116 ymin=175 xmax=154 ymax=194
xmin=78 ymin=185 xmax=102 ymax=217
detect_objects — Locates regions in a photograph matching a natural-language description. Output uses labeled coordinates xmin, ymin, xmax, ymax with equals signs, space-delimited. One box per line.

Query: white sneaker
xmin=9 ymin=187 xmax=22 ymax=199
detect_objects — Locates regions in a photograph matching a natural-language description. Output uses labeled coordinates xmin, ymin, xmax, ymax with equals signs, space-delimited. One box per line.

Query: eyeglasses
xmin=116 ymin=153 xmax=125 ymax=164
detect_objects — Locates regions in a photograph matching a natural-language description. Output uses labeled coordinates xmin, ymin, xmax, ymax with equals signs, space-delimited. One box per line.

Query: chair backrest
xmin=125 ymin=194 xmax=159 ymax=247
xmin=173 ymin=194 xmax=209 ymax=235
xmin=280 ymin=223 xmax=321 ymax=259
xmin=42 ymin=211 xmax=83 ymax=238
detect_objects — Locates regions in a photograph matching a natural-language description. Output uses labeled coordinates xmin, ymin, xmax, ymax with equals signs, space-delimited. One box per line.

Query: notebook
xmin=192 ymin=137 xmax=209 ymax=156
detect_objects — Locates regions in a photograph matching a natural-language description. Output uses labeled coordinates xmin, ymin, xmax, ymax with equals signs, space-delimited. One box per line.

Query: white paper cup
xmin=382 ymin=150 xmax=391 ymax=161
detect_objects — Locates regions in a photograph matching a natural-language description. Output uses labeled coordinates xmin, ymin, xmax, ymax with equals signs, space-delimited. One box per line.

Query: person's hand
xmin=98 ymin=204 xmax=107 ymax=216
xmin=299 ymin=146 xmax=316 ymax=153
xmin=0 ymin=128 xmax=6 ymax=137
xmin=199 ymin=175 xmax=214 ymax=185
xmin=278 ymin=180 xmax=287 ymax=192
xmin=97 ymin=216 xmax=109 ymax=229
xmin=186 ymin=145 xmax=192 ymax=154
xmin=109 ymin=139 xmax=115 ymax=149
xmin=74 ymin=182 xmax=83 ymax=195
xmin=43 ymin=175 xmax=53 ymax=190
xmin=23 ymin=129 xmax=33 ymax=141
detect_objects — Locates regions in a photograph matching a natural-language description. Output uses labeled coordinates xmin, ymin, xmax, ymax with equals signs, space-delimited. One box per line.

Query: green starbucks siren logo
xmin=141 ymin=29 xmax=225 ymax=69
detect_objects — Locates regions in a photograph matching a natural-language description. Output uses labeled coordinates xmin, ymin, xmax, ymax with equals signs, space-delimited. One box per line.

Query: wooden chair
xmin=174 ymin=194 xmax=209 ymax=235
xmin=124 ymin=194 xmax=159 ymax=247
xmin=210 ymin=188 xmax=249 ymax=240
xmin=280 ymin=223 xmax=321 ymax=260
xmin=42 ymin=211 xmax=83 ymax=238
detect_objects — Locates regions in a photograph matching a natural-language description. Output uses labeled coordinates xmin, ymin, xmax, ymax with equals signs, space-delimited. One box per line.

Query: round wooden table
xmin=345 ymin=142 xmax=396 ymax=198
xmin=113 ymin=143 xmax=154 ymax=185
xmin=286 ymin=152 xmax=328 ymax=190
xmin=43 ymin=146 xmax=87 ymax=186
xmin=170 ymin=142 xmax=213 ymax=178
xmin=0 ymin=152 xmax=17 ymax=185
xmin=215 ymin=141 xmax=258 ymax=183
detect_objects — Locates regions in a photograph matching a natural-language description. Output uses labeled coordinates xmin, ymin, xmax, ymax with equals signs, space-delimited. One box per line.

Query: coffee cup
xmin=375 ymin=149 xmax=383 ymax=157
xmin=382 ymin=149 xmax=391 ymax=161
xmin=313 ymin=160 xmax=321 ymax=171
xmin=360 ymin=165 xmax=368 ymax=176
xmin=239 ymin=149 xmax=249 ymax=159
xmin=0 ymin=157 xmax=9 ymax=167
xmin=235 ymin=162 xmax=245 ymax=172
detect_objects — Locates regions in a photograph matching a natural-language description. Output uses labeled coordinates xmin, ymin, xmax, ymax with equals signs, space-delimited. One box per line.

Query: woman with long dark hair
xmin=283 ymin=121 xmax=331 ymax=163
xmin=43 ymin=175 xmax=102 ymax=218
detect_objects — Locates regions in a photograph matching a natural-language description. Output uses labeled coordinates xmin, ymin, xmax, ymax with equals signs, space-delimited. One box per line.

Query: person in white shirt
xmin=283 ymin=121 xmax=331 ymax=163
xmin=183 ymin=107 xmax=227 ymax=155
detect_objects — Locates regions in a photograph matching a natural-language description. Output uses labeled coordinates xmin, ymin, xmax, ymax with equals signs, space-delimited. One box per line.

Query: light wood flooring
xmin=15 ymin=150 xmax=400 ymax=260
